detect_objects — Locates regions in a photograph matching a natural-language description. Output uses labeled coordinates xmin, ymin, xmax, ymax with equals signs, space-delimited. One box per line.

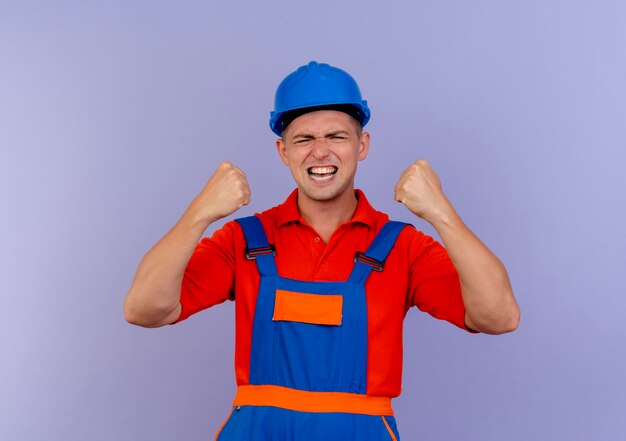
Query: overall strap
xmin=235 ymin=216 xmax=278 ymax=276
xmin=348 ymin=221 xmax=412 ymax=283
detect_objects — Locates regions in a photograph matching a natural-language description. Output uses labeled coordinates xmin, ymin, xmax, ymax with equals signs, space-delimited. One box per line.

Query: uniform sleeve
xmin=407 ymin=231 xmax=475 ymax=332
xmin=173 ymin=222 xmax=238 ymax=323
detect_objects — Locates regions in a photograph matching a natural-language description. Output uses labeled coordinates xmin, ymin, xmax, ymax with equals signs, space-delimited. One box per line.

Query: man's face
xmin=276 ymin=110 xmax=370 ymax=205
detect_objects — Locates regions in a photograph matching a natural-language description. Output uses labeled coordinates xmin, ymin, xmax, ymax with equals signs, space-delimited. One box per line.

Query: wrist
xmin=179 ymin=204 xmax=213 ymax=235
xmin=422 ymin=198 xmax=459 ymax=230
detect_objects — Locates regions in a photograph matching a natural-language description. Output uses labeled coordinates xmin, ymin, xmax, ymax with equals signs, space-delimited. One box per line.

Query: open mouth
xmin=307 ymin=166 xmax=338 ymax=181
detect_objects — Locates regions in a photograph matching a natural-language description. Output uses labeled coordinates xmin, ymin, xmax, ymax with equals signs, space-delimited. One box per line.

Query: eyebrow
xmin=291 ymin=130 xmax=351 ymax=139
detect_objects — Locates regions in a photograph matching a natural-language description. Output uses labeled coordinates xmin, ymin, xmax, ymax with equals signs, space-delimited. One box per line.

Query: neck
xmin=297 ymin=189 xmax=358 ymax=243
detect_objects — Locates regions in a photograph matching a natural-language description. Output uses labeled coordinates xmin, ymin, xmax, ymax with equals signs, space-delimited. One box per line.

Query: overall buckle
xmin=245 ymin=245 xmax=276 ymax=260
xmin=354 ymin=252 xmax=384 ymax=272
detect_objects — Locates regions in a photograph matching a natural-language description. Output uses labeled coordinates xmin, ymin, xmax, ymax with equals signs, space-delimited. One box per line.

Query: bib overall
xmin=215 ymin=216 xmax=409 ymax=441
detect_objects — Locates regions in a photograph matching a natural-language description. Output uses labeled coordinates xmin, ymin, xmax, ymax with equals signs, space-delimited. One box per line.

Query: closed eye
xmin=293 ymin=137 xmax=314 ymax=145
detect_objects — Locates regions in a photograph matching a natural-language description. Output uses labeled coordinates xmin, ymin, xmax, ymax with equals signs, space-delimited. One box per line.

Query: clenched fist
xmin=188 ymin=162 xmax=251 ymax=226
xmin=394 ymin=159 xmax=453 ymax=225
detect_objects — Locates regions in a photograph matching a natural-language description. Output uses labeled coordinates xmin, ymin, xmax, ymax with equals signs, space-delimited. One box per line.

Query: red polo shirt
xmin=177 ymin=189 xmax=469 ymax=398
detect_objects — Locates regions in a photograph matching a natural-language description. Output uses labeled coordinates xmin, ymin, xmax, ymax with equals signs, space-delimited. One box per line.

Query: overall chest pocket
xmin=272 ymin=290 xmax=343 ymax=325
xmin=271 ymin=289 xmax=345 ymax=390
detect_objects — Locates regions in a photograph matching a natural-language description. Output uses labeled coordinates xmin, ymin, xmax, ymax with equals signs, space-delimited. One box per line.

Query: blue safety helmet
xmin=269 ymin=61 xmax=371 ymax=136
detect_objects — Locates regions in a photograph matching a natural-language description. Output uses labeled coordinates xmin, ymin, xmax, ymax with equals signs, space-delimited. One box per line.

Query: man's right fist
xmin=188 ymin=162 xmax=251 ymax=226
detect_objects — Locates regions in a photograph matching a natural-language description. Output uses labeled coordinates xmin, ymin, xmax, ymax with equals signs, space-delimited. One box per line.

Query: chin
xmin=300 ymin=185 xmax=347 ymax=203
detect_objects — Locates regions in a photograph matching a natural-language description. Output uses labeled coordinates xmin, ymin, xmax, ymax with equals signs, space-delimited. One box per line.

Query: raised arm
xmin=394 ymin=159 xmax=520 ymax=334
xmin=124 ymin=162 xmax=251 ymax=328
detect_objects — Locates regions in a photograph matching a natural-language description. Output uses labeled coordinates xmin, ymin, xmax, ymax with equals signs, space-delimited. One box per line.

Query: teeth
xmin=309 ymin=166 xmax=337 ymax=175
xmin=310 ymin=173 xmax=333 ymax=181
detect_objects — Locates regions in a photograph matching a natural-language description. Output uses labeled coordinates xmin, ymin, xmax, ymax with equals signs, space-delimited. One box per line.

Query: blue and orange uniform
xmin=176 ymin=190 xmax=472 ymax=440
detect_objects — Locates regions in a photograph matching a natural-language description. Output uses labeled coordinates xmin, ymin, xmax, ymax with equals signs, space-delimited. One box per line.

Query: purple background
xmin=2 ymin=1 xmax=625 ymax=440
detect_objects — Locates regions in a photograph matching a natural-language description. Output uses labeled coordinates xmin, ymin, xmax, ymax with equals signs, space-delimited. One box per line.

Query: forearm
xmin=124 ymin=162 xmax=251 ymax=328
xmin=430 ymin=200 xmax=520 ymax=334
xmin=124 ymin=209 xmax=210 ymax=327
xmin=395 ymin=159 xmax=520 ymax=334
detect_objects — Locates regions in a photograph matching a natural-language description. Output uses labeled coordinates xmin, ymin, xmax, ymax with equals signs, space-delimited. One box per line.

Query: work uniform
xmin=176 ymin=190 xmax=472 ymax=440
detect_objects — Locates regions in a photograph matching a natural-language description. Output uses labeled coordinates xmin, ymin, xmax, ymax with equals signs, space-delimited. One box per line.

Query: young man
xmin=124 ymin=61 xmax=520 ymax=440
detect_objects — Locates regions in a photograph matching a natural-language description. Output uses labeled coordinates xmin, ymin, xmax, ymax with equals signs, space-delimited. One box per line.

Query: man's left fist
xmin=394 ymin=159 xmax=451 ymax=224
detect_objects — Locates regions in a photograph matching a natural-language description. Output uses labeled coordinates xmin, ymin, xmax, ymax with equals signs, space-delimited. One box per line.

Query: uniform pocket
xmin=214 ymin=406 xmax=253 ymax=441
xmin=381 ymin=416 xmax=399 ymax=441
xmin=213 ymin=407 xmax=234 ymax=441
xmin=272 ymin=289 xmax=343 ymax=326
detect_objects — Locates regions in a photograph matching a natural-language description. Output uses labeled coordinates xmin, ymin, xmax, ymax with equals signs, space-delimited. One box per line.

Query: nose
xmin=310 ymin=137 xmax=331 ymax=159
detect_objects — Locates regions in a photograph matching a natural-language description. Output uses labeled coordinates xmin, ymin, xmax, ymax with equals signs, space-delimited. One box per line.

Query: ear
xmin=358 ymin=131 xmax=370 ymax=161
xmin=276 ymin=138 xmax=289 ymax=166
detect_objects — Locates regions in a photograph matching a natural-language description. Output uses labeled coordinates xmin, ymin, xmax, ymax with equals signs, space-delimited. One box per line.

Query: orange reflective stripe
xmin=381 ymin=416 xmax=398 ymax=441
xmin=272 ymin=290 xmax=343 ymax=325
xmin=213 ymin=407 xmax=234 ymax=441
xmin=233 ymin=385 xmax=393 ymax=416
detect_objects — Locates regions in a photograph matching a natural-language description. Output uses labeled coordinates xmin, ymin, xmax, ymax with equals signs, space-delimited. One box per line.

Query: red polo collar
xmin=275 ymin=189 xmax=377 ymax=229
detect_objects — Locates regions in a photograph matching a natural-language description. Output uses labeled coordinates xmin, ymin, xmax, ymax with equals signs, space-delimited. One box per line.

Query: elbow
xmin=124 ymin=296 xmax=148 ymax=327
xmin=465 ymin=281 xmax=521 ymax=334
xmin=124 ymin=301 xmax=143 ymax=326
xmin=483 ymin=305 xmax=521 ymax=335
xmin=467 ymin=301 xmax=521 ymax=335
xmin=123 ymin=290 xmax=177 ymax=328
xmin=499 ymin=294 xmax=521 ymax=334
xmin=494 ymin=308 xmax=520 ymax=334
xmin=508 ymin=305 xmax=521 ymax=332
